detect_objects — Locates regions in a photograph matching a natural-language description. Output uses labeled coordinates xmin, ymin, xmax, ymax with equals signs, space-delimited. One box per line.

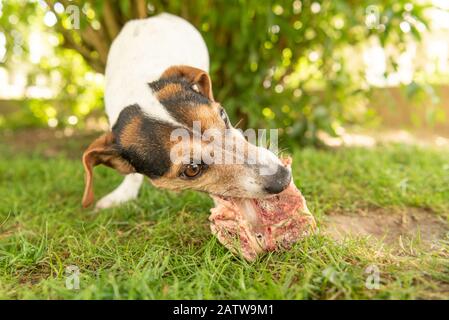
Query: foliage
xmin=0 ymin=0 xmax=435 ymax=145
xmin=0 ymin=0 xmax=105 ymax=129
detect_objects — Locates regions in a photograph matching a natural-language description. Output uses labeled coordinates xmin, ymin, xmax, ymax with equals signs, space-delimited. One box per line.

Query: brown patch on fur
xmin=195 ymin=103 xmax=225 ymax=132
xmin=161 ymin=65 xmax=214 ymax=101
xmin=155 ymin=83 xmax=183 ymax=101
xmin=119 ymin=116 xmax=143 ymax=147
xmin=180 ymin=103 xmax=225 ymax=133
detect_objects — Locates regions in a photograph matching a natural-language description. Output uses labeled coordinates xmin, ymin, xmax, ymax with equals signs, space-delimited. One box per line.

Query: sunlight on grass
xmin=0 ymin=143 xmax=448 ymax=299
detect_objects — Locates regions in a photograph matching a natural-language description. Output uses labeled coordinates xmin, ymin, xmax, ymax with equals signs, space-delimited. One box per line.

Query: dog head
xmin=82 ymin=65 xmax=290 ymax=207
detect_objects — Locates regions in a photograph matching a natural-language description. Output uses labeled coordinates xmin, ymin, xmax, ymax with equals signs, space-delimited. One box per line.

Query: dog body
xmin=93 ymin=14 xmax=209 ymax=209
xmin=105 ymin=13 xmax=210 ymax=127
xmin=82 ymin=14 xmax=291 ymax=209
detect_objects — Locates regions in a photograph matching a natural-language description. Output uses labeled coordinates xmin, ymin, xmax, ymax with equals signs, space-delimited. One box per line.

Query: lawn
xmin=0 ymin=131 xmax=448 ymax=299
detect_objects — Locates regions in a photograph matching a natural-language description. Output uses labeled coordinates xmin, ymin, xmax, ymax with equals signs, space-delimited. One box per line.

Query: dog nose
xmin=264 ymin=165 xmax=291 ymax=194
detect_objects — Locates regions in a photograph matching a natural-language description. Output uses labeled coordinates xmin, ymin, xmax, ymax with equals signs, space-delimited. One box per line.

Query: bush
xmin=0 ymin=0 xmax=432 ymax=146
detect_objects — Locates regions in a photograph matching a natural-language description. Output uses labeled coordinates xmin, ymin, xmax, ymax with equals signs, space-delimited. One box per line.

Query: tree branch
xmin=62 ymin=37 xmax=104 ymax=73
xmin=79 ymin=24 xmax=110 ymax=66
xmin=103 ymin=0 xmax=122 ymax=41
xmin=44 ymin=0 xmax=108 ymax=73
xmin=133 ymin=0 xmax=147 ymax=19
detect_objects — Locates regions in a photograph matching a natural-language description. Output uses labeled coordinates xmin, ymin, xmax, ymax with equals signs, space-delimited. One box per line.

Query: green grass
xmin=0 ymin=138 xmax=448 ymax=299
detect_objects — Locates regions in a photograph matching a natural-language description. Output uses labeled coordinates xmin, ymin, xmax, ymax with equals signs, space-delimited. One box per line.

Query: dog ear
xmin=82 ymin=132 xmax=135 ymax=208
xmin=161 ymin=65 xmax=214 ymax=101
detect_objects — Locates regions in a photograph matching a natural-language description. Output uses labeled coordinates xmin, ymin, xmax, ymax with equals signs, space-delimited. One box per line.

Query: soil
xmin=0 ymin=128 xmax=99 ymax=159
xmin=323 ymin=208 xmax=448 ymax=248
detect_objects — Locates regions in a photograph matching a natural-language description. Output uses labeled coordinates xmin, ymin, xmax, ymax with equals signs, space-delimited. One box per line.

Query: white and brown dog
xmin=82 ymin=13 xmax=291 ymax=209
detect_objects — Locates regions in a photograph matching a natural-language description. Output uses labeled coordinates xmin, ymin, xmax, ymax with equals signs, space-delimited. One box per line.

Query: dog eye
xmin=180 ymin=162 xmax=207 ymax=179
xmin=220 ymin=108 xmax=229 ymax=127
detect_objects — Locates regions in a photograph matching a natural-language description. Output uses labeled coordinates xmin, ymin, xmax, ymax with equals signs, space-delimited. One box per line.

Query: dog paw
xmin=94 ymin=174 xmax=143 ymax=210
xmin=95 ymin=192 xmax=136 ymax=210
xmin=95 ymin=195 xmax=120 ymax=210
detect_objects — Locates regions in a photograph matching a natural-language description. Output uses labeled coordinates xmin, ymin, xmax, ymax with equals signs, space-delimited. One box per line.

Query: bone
xmin=209 ymin=157 xmax=316 ymax=261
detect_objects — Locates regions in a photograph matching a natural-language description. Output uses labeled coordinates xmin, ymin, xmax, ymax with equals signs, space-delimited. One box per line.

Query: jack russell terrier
xmin=82 ymin=13 xmax=291 ymax=209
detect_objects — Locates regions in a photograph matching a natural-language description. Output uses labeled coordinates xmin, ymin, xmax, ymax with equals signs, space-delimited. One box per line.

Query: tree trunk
xmin=44 ymin=0 xmax=146 ymax=74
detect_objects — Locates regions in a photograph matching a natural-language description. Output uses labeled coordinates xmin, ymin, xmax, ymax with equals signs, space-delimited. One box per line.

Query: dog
xmin=82 ymin=13 xmax=291 ymax=209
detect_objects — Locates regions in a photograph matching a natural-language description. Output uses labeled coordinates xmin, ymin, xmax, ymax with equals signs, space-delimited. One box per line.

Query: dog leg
xmin=95 ymin=173 xmax=144 ymax=209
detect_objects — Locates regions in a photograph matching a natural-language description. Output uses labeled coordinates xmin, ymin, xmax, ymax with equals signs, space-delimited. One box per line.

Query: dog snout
xmin=263 ymin=165 xmax=291 ymax=194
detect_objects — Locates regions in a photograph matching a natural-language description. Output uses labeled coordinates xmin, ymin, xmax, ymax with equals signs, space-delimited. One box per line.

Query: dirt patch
xmin=323 ymin=208 xmax=448 ymax=248
xmin=0 ymin=128 xmax=100 ymax=159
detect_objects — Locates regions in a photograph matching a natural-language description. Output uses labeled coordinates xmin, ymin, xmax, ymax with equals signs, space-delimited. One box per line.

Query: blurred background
xmin=0 ymin=0 xmax=448 ymax=148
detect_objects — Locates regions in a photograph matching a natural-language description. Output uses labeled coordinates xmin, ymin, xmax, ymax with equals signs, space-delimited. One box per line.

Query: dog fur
xmin=82 ymin=13 xmax=290 ymax=209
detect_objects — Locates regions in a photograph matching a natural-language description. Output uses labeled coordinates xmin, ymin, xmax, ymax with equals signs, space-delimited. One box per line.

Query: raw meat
xmin=209 ymin=157 xmax=316 ymax=260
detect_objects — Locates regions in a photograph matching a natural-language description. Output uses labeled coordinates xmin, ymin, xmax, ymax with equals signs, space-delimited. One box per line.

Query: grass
xmin=0 ymin=132 xmax=448 ymax=299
